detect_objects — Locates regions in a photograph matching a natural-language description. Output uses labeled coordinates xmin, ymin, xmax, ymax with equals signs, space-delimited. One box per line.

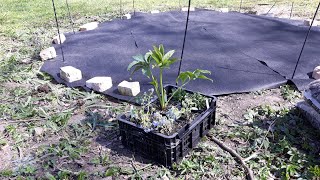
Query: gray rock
xmin=304 ymin=19 xmax=319 ymax=26
xmin=299 ymin=80 xmax=320 ymax=129
xmin=306 ymin=79 xmax=320 ymax=107
xmin=247 ymin=11 xmax=257 ymax=15
xmin=297 ymin=101 xmax=320 ymax=130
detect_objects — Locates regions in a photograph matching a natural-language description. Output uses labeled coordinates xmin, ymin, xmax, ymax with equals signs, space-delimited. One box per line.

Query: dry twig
xmin=0 ymin=118 xmax=44 ymax=125
xmin=207 ymin=134 xmax=255 ymax=180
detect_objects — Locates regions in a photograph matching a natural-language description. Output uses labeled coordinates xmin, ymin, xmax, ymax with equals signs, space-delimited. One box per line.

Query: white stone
xmin=118 ymin=81 xmax=140 ymax=96
xmin=0 ymin=125 xmax=4 ymax=134
xmin=304 ymin=19 xmax=319 ymax=26
xmin=86 ymin=76 xmax=113 ymax=92
xmin=60 ymin=66 xmax=82 ymax=83
xmin=312 ymin=66 xmax=320 ymax=79
xmin=182 ymin=7 xmax=195 ymax=12
xmin=219 ymin=8 xmax=229 ymax=13
xmin=79 ymin=22 xmax=99 ymax=31
xmin=33 ymin=127 xmax=45 ymax=136
xmin=53 ymin=33 xmax=66 ymax=44
xmin=39 ymin=47 xmax=56 ymax=61
xmin=151 ymin=10 xmax=160 ymax=14
xmin=21 ymin=59 xmax=31 ymax=64
xmin=123 ymin=13 xmax=131 ymax=19
xmin=162 ymin=175 xmax=170 ymax=180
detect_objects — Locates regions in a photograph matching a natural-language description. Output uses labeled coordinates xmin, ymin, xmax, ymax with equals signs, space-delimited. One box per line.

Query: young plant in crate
xmin=118 ymin=44 xmax=217 ymax=167
xmin=128 ymin=44 xmax=212 ymax=111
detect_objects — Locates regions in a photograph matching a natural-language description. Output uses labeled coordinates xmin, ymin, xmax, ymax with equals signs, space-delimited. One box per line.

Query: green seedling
xmin=128 ymin=44 xmax=212 ymax=110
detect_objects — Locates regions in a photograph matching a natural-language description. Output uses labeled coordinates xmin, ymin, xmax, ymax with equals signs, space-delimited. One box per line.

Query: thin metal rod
xmin=239 ymin=0 xmax=243 ymax=12
xmin=133 ymin=0 xmax=135 ymax=15
xmin=51 ymin=0 xmax=65 ymax=62
xmin=65 ymin=0 xmax=75 ymax=34
xmin=292 ymin=1 xmax=320 ymax=79
xmin=177 ymin=0 xmax=192 ymax=80
xmin=290 ymin=2 xmax=294 ymax=19
xmin=120 ymin=0 xmax=123 ymax=19
xmin=266 ymin=1 xmax=276 ymax=15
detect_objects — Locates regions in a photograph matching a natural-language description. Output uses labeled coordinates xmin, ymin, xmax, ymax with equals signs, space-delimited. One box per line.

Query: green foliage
xmin=0 ymin=138 xmax=7 ymax=148
xmin=128 ymin=44 xmax=177 ymax=110
xmin=178 ymin=159 xmax=198 ymax=174
xmin=181 ymin=92 xmax=209 ymax=111
xmin=4 ymin=124 xmax=26 ymax=147
xmin=105 ymin=167 xmax=121 ymax=177
xmin=77 ymin=171 xmax=88 ymax=180
xmin=170 ymin=88 xmax=187 ymax=102
xmin=173 ymin=144 xmax=224 ymax=179
xmin=18 ymin=165 xmax=37 ymax=176
xmin=45 ymin=173 xmax=56 ymax=180
xmin=219 ymin=104 xmax=320 ymax=179
xmin=128 ymin=44 xmax=212 ymax=110
xmin=47 ymin=112 xmax=71 ymax=130
xmin=57 ymin=170 xmax=71 ymax=179
xmin=310 ymin=165 xmax=320 ymax=177
xmin=280 ymin=85 xmax=301 ymax=101
xmin=243 ymin=109 xmax=259 ymax=123
xmin=129 ymin=90 xmax=155 ymax=129
xmin=177 ymin=69 xmax=212 ymax=85
xmin=0 ymin=53 xmax=34 ymax=83
xmin=84 ymin=111 xmax=116 ymax=130
xmin=281 ymin=163 xmax=299 ymax=180
xmin=0 ymin=170 xmax=13 ymax=177
xmin=48 ymin=138 xmax=89 ymax=160
xmin=130 ymin=88 xmax=212 ymax=134
xmin=90 ymin=155 xmax=110 ymax=166
xmin=0 ymin=55 xmax=18 ymax=76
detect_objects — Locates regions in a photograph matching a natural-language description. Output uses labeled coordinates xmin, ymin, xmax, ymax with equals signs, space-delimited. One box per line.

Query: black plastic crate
xmin=118 ymin=85 xmax=217 ymax=167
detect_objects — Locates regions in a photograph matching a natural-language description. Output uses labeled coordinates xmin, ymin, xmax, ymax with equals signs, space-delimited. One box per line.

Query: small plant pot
xmin=117 ymin=85 xmax=217 ymax=167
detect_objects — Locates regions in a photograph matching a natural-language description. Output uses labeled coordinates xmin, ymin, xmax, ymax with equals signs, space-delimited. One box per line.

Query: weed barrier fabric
xmin=41 ymin=9 xmax=318 ymax=102
xmin=189 ymin=10 xmax=320 ymax=89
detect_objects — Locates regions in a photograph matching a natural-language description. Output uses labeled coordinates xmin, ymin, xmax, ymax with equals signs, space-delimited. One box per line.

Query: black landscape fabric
xmin=41 ymin=9 xmax=319 ymax=102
